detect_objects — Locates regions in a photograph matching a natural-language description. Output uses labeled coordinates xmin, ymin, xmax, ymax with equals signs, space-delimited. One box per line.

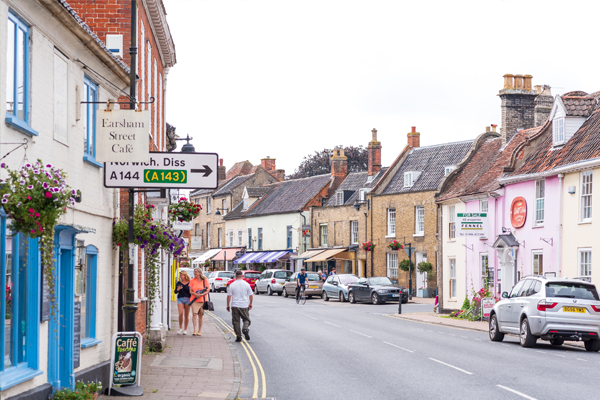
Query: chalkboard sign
xmin=74 ymin=301 xmax=81 ymax=368
xmin=40 ymin=268 xmax=50 ymax=322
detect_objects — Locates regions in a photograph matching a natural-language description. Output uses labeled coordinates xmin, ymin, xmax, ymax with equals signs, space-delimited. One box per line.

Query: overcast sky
xmin=163 ymin=0 xmax=600 ymax=177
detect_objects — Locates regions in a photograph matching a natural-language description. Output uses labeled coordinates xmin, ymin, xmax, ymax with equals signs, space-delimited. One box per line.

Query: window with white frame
xmin=404 ymin=172 xmax=414 ymax=188
xmin=480 ymin=253 xmax=489 ymax=289
xmin=444 ymin=165 xmax=456 ymax=175
xmin=207 ymin=197 xmax=211 ymax=214
xmin=387 ymin=208 xmax=396 ymax=236
xmin=248 ymin=228 xmax=252 ymax=250
xmin=415 ymin=206 xmax=425 ymax=235
xmin=387 ymin=253 xmax=398 ymax=280
xmin=237 ymin=230 xmax=243 ymax=246
xmin=533 ymin=252 xmax=543 ymax=275
xmin=218 ymin=228 xmax=222 ymax=247
xmin=480 ymin=200 xmax=488 ymax=213
xmin=320 ymin=224 xmax=328 ymax=247
xmin=581 ymin=171 xmax=593 ymax=221
xmin=243 ymin=197 xmax=248 ymax=210
xmin=286 ymin=226 xmax=293 ymax=249
xmin=579 ymin=249 xmax=592 ymax=277
xmin=449 ymin=205 xmax=456 ymax=239
xmin=535 ymin=179 xmax=545 ymax=225
xmin=207 ymin=223 xmax=211 ymax=248
xmin=351 ymin=221 xmax=358 ymax=245
xmin=553 ymin=117 xmax=565 ymax=144
xmin=336 ymin=192 xmax=344 ymax=206
xmin=194 ymin=224 xmax=200 ymax=236
xmin=359 ymin=189 xmax=367 ymax=201
xmin=258 ymin=228 xmax=263 ymax=250
xmin=228 ymin=230 xmax=234 ymax=247
xmin=222 ymin=199 xmax=227 ymax=215
xmin=449 ymin=258 xmax=457 ymax=298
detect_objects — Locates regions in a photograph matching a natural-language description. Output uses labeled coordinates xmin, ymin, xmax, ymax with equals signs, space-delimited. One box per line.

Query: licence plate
xmin=251 ymin=280 xmax=256 ymax=282
xmin=563 ymin=306 xmax=586 ymax=313
xmin=309 ymin=285 xmax=318 ymax=289
xmin=281 ymin=283 xmax=285 ymax=285
xmin=392 ymin=294 xmax=399 ymax=297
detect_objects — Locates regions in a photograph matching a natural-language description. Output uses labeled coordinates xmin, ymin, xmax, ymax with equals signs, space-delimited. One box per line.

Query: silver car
xmin=254 ymin=269 xmax=292 ymax=296
xmin=322 ymin=274 xmax=359 ymax=302
xmin=489 ymin=276 xmax=600 ymax=351
xmin=282 ymin=272 xmax=323 ymax=298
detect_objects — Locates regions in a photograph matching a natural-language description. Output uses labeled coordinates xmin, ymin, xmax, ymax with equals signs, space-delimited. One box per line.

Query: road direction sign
xmin=104 ymin=152 xmax=218 ymax=189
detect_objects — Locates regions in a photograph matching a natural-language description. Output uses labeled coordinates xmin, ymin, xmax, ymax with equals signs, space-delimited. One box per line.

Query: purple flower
xmin=33 ymin=170 xmax=39 ymax=174
xmin=46 ymin=164 xmax=52 ymax=168
xmin=0 ymin=163 xmax=6 ymax=168
xmin=143 ymin=240 xmax=148 ymax=245
xmin=16 ymin=202 xmax=21 ymax=207
xmin=27 ymin=185 xmax=34 ymax=189
xmin=19 ymin=180 xmax=25 ymax=185
xmin=150 ymin=225 xmax=155 ymax=231
xmin=150 ymin=234 xmax=156 ymax=239
xmin=72 ymin=190 xmax=77 ymax=195
xmin=43 ymin=182 xmax=49 ymax=189
xmin=140 ymin=244 xmax=145 ymax=249
xmin=25 ymin=164 xmax=31 ymax=168
xmin=1 ymin=199 xmax=7 ymax=204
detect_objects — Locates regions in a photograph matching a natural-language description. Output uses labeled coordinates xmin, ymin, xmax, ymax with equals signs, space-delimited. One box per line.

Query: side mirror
xmin=285 ymin=277 xmax=290 ymax=281
xmin=332 ymin=281 xmax=338 ymax=286
xmin=501 ymin=291 xmax=508 ymax=298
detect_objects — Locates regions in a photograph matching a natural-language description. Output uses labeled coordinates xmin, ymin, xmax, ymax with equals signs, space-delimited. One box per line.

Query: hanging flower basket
xmin=362 ymin=241 xmax=376 ymax=252
xmin=0 ymin=160 xmax=77 ymax=317
xmin=168 ymin=197 xmax=201 ymax=222
xmin=387 ymin=240 xmax=403 ymax=251
xmin=180 ymin=260 xmax=190 ymax=269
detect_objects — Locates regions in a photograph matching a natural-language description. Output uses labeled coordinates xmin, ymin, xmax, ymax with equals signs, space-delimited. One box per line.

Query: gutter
xmin=498 ymin=157 xmax=600 ymax=186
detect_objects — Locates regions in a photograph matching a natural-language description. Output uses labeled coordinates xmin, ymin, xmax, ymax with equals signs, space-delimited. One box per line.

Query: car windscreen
xmin=307 ymin=273 xmax=320 ymax=281
xmin=219 ymin=272 xmax=234 ymax=278
xmin=546 ymin=282 xmax=599 ymax=300
xmin=274 ymin=271 xmax=291 ymax=279
xmin=244 ymin=273 xmax=260 ymax=279
xmin=369 ymin=277 xmax=393 ymax=286
xmin=339 ymin=275 xmax=359 ymax=285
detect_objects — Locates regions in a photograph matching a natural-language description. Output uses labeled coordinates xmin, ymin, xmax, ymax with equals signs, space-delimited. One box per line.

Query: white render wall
xmin=245 ymin=212 xmax=306 ymax=252
xmin=441 ymin=201 xmax=466 ymax=310
xmin=0 ymin=0 xmax=122 ymax=396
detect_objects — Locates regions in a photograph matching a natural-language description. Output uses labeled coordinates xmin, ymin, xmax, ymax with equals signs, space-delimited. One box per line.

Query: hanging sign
xmin=96 ymin=109 xmax=150 ymax=162
xmin=302 ymin=225 xmax=311 ymax=237
xmin=173 ymin=220 xmax=193 ymax=231
xmin=109 ymin=332 xmax=143 ymax=389
xmin=510 ymin=197 xmax=527 ymax=228
xmin=457 ymin=213 xmax=488 ymax=237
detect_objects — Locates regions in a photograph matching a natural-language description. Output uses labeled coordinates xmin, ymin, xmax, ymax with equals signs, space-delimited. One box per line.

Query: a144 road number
xmin=108 ymin=169 xmax=187 ymax=183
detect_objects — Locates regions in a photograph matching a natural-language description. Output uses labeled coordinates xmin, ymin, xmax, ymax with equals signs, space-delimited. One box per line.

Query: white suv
xmin=254 ymin=269 xmax=292 ymax=296
xmin=208 ymin=271 xmax=234 ymax=292
xmin=489 ymin=276 xmax=600 ymax=351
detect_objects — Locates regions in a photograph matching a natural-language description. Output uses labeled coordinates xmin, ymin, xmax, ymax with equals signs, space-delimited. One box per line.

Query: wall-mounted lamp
xmin=353 ymin=199 xmax=370 ymax=212
xmin=568 ymin=186 xmax=576 ymax=194
xmin=214 ymin=208 xmax=229 ymax=216
xmin=501 ymin=227 xmax=511 ymax=233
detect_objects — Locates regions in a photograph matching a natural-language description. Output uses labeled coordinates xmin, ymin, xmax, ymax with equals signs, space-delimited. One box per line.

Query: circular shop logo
xmin=510 ymin=196 xmax=527 ymax=229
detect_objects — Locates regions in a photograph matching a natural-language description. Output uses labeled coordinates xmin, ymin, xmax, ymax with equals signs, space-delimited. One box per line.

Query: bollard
xmin=398 ymin=296 xmax=402 ymax=314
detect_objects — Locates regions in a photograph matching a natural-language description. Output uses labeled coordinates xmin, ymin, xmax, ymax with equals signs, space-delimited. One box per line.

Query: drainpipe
xmin=558 ymin=173 xmax=564 ymax=276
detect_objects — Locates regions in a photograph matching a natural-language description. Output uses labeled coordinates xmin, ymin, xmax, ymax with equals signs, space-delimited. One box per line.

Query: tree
xmin=287 ymin=145 xmax=369 ymax=180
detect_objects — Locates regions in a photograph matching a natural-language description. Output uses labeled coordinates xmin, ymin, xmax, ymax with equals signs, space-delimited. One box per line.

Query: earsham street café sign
xmin=96 ymin=109 xmax=150 ymax=162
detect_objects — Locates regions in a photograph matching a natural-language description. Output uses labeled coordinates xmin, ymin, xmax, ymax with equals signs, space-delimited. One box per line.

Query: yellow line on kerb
xmin=207 ymin=311 xmax=267 ymax=398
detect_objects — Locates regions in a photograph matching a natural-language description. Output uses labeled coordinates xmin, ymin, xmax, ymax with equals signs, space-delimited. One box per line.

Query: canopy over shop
xmin=303 ymin=248 xmax=355 ymax=274
xmin=233 ymin=250 xmax=293 ymax=270
xmin=212 ymin=247 xmax=244 ymax=271
xmin=191 ymin=248 xmax=221 ymax=267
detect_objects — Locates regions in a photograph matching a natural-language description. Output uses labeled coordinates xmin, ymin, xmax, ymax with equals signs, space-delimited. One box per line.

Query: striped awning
xmin=305 ymin=248 xmax=347 ymax=263
xmin=234 ymin=252 xmax=262 ymax=264
xmin=212 ymin=247 xmax=244 ymax=261
xmin=254 ymin=251 xmax=290 ymax=263
xmin=191 ymin=248 xmax=221 ymax=265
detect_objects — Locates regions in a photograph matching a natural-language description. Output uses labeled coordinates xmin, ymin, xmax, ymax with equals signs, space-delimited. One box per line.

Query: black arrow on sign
xmin=191 ymin=165 xmax=213 ymax=177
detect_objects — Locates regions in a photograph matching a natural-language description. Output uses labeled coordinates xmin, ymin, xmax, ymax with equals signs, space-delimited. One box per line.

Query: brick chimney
xmin=534 ymin=85 xmax=553 ymax=126
xmin=218 ymin=159 xmax=226 ymax=183
xmin=499 ymin=73 xmax=538 ymax=145
xmin=261 ymin=156 xmax=276 ymax=171
xmin=273 ymin=169 xmax=285 ymax=181
xmin=368 ymin=128 xmax=382 ymax=176
xmin=407 ymin=126 xmax=420 ymax=148
xmin=331 ymin=147 xmax=348 ymax=191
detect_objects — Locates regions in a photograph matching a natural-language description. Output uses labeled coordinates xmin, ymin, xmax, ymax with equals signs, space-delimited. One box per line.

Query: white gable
xmin=548 ymin=96 xmax=566 ymax=121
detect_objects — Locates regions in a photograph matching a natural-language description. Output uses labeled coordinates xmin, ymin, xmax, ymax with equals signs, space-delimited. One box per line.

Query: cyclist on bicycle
xmin=296 ymin=267 xmax=308 ymax=301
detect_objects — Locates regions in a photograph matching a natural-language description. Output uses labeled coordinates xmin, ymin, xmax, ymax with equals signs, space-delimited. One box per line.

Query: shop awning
xmin=192 ymin=248 xmax=221 ymax=265
xmin=212 ymin=247 xmax=244 ymax=261
xmin=291 ymin=249 xmax=326 ymax=260
xmin=305 ymin=248 xmax=348 ymax=263
xmin=234 ymin=252 xmax=262 ymax=264
xmin=254 ymin=251 xmax=290 ymax=263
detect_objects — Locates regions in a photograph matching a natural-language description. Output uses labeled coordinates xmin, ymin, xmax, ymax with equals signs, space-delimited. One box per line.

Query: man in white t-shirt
xmin=227 ymin=270 xmax=254 ymax=342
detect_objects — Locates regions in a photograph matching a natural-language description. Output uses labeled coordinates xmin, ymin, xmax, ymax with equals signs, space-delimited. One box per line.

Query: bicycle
xmin=296 ymin=285 xmax=306 ymax=305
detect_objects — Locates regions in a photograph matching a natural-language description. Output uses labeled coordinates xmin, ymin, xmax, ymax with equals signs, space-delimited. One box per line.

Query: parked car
xmin=282 ymin=272 xmax=323 ymax=298
xmin=255 ymin=269 xmax=292 ymax=295
xmin=208 ymin=271 xmax=234 ymax=292
xmin=489 ymin=276 xmax=600 ymax=351
xmin=322 ymin=274 xmax=360 ymax=302
xmin=226 ymin=270 xmax=261 ymax=290
xmin=348 ymin=277 xmax=408 ymax=304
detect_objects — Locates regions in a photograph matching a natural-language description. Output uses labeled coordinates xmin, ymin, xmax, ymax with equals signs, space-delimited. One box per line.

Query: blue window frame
xmin=247 ymin=228 xmax=252 ymax=250
xmin=286 ymin=226 xmax=292 ymax=249
xmin=80 ymin=246 xmax=100 ymax=347
xmin=258 ymin=228 xmax=263 ymax=250
xmin=83 ymin=77 xmax=102 ymax=167
xmin=5 ymin=12 xmax=37 ymax=136
xmin=0 ymin=215 xmax=42 ymax=390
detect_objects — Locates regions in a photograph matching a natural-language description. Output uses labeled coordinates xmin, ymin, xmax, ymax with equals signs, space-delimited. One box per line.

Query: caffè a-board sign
xmin=108 ymin=332 xmax=143 ymax=392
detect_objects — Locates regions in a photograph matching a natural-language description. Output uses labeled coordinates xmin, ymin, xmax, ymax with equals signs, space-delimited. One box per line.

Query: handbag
xmin=203 ymin=290 xmax=214 ymax=311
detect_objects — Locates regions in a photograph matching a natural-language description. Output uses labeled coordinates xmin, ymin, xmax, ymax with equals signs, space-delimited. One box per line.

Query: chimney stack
xmin=331 ymin=147 xmax=348 ymax=191
xmin=499 ymin=73 xmax=538 ymax=145
xmin=261 ymin=156 xmax=276 ymax=171
xmin=368 ymin=128 xmax=382 ymax=176
xmin=407 ymin=126 xmax=420 ymax=148
xmin=218 ymin=158 xmax=226 ymax=183
xmin=534 ymin=85 xmax=553 ymax=126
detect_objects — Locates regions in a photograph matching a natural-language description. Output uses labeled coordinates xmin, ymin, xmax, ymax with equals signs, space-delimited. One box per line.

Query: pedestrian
xmin=329 ymin=266 xmax=337 ymax=276
xmin=174 ymin=270 xmax=192 ymax=335
xmin=189 ymin=267 xmax=209 ymax=336
xmin=227 ymin=270 xmax=253 ymax=342
xmin=318 ymin=269 xmax=326 ymax=282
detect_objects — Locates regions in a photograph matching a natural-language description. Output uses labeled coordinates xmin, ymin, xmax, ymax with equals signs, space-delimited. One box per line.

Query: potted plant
xmin=168 ymin=197 xmax=201 ymax=222
xmin=49 ymin=380 xmax=102 ymax=399
xmin=399 ymin=259 xmax=411 ymax=272
xmin=362 ymin=241 xmax=376 ymax=252
xmin=387 ymin=240 xmax=403 ymax=250
xmin=417 ymin=261 xmax=433 ymax=274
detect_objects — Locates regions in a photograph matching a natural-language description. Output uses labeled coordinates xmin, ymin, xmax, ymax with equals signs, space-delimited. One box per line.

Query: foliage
xmin=448 ymin=286 xmax=499 ymax=321
xmin=417 ymin=261 xmax=433 ymax=274
xmin=0 ymin=160 xmax=76 ymax=319
xmin=168 ymin=197 xmax=201 ymax=222
xmin=362 ymin=241 xmax=376 ymax=252
xmin=399 ymin=259 xmax=412 ymax=272
xmin=387 ymin=240 xmax=403 ymax=251
xmin=49 ymin=381 xmax=102 ymax=400
xmin=180 ymin=261 xmax=190 ymax=269
xmin=287 ymin=146 xmax=369 ymax=179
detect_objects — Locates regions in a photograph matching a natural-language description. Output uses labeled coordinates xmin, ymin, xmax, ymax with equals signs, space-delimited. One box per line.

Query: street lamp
xmin=214 ymin=208 xmax=229 ymax=216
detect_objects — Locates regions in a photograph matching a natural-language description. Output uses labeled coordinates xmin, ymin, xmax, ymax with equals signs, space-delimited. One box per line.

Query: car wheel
xmin=323 ymin=291 xmax=329 ymax=302
xmin=255 ymin=286 xmax=259 ymax=295
xmin=488 ymin=314 xmax=504 ymax=342
xmin=349 ymin=291 xmax=356 ymax=304
xmin=550 ymin=338 xmax=564 ymax=346
xmin=585 ymin=339 xmax=600 ymax=352
xmin=308 ymin=295 xmax=312 ymax=299
xmin=267 ymin=286 xmax=273 ymax=296
xmin=371 ymin=293 xmax=380 ymax=305
xmin=283 ymin=288 xmax=288 ymax=298
xmin=339 ymin=292 xmax=345 ymax=302
xmin=278 ymin=290 xmax=283 ymax=296
xmin=519 ymin=318 xmax=537 ymax=348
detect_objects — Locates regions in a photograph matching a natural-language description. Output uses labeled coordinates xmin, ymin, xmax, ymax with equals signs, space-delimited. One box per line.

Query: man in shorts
xmin=227 ymin=270 xmax=253 ymax=342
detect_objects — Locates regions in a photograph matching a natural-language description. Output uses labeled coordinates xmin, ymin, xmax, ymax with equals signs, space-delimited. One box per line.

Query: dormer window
xmin=404 ymin=171 xmax=421 ymax=188
xmin=444 ymin=166 xmax=456 ymax=176
xmin=243 ymin=197 xmax=249 ymax=210
xmin=336 ymin=191 xmax=344 ymax=206
xmin=553 ymin=117 xmax=565 ymax=145
xmin=359 ymin=189 xmax=367 ymax=201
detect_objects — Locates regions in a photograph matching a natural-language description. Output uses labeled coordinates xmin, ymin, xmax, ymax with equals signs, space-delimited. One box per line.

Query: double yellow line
xmin=207 ymin=311 xmax=267 ymax=399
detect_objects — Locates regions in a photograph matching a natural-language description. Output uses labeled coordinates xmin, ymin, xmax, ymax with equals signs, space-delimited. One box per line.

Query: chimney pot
xmin=523 ymin=74 xmax=533 ymax=91
xmin=491 ymin=124 xmax=497 ymax=132
xmin=486 ymin=126 xmax=490 ymax=132
xmin=503 ymin=74 xmax=515 ymax=89
xmin=411 ymin=126 xmax=416 ymax=133
xmin=514 ymin=74 xmax=524 ymax=90
xmin=220 ymin=158 xmax=223 ymax=166
xmin=368 ymin=128 xmax=382 ymax=176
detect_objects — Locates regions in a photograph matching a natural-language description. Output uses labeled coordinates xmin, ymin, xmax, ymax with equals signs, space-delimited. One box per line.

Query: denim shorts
xmin=177 ymin=297 xmax=190 ymax=305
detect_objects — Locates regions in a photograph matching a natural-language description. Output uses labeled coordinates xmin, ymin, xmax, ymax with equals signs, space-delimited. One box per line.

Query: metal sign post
xmin=404 ymin=244 xmax=415 ymax=300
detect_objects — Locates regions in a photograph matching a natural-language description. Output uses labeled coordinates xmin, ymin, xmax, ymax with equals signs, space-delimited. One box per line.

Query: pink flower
xmin=26 ymin=196 xmax=32 ymax=200
xmin=45 ymin=192 xmax=52 ymax=198
xmin=35 ymin=213 xmax=40 ymax=217
xmin=28 ymin=208 xmax=34 ymax=213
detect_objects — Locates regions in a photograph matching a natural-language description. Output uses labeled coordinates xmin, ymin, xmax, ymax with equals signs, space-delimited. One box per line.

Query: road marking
xmin=536 ymin=351 xmax=545 ymax=354
xmin=429 ymin=358 xmax=473 ymax=375
xmin=324 ymin=321 xmax=341 ymax=328
xmin=305 ymin=316 xmax=318 ymax=320
xmin=552 ymin=353 xmax=566 ymax=358
xmin=449 ymin=334 xmax=456 ymax=337
xmin=239 ymin=340 xmax=259 ymax=399
xmin=501 ymin=344 xmax=510 ymax=347
xmin=350 ymin=330 xmax=372 ymax=338
xmin=577 ymin=358 xmax=588 ymax=362
xmin=383 ymin=341 xmax=414 ymax=353
xmin=497 ymin=385 xmax=537 ymax=400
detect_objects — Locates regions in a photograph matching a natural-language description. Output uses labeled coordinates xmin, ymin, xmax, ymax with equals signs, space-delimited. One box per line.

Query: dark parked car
xmin=348 ymin=277 xmax=408 ymax=304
